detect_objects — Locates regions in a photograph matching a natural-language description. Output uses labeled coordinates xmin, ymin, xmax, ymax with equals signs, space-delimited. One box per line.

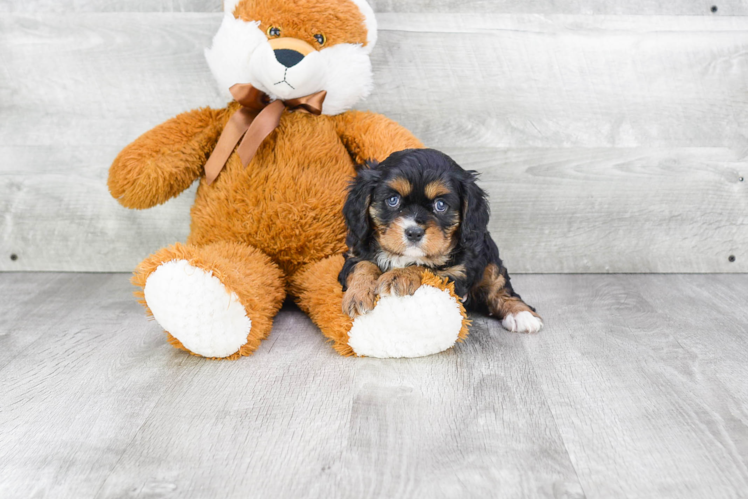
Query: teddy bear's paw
xmin=501 ymin=311 xmax=543 ymax=334
xmin=347 ymin=285 xmax=465 ymax=358
xmin=143 ymin=259 xmax=251 ymax=358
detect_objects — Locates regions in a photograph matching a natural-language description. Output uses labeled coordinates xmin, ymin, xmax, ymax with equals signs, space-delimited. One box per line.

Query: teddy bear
xmin=108 ymin=0 xmax=470 ymax=359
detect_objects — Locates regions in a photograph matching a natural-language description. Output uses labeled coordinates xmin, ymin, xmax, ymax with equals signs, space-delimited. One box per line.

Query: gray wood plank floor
xmin=0 ymin=272 xmax=747 ymax=498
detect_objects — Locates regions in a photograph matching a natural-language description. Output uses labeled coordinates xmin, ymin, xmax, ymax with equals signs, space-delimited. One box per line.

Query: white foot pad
xmin=348 ymin=285 xmax=464 ymax=358
xmin=144 ymin=260 xmax=251 ymax=358
xmin=502 ymin=311 xmax=543 ymax=333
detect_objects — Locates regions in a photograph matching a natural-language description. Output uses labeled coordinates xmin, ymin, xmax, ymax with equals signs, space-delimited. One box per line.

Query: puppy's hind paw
xmin=502 ymin=311 xmax=543 ymax=334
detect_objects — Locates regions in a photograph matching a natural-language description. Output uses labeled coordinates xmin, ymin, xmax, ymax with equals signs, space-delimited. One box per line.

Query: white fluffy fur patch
xmin=348 ymin=285 xmax=464 ymax=358
xmin=205 ymin=14 xmax=267 ymax=102
xmin=206 ymin=5 xmax=374 ymax=114
xmin=501 ymin=311 xmax=543 ymax=334
xmin=315 ymin=43 xmax=373 ymax=115
xmin=144 ymin=260 xmax=252 ymax=358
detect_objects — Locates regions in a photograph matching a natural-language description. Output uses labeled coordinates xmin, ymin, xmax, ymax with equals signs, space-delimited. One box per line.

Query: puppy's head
xmin=205 ymin=0 xmax=376 ymax=115
xmin=344 ymin=149 xmax=490 ymax=269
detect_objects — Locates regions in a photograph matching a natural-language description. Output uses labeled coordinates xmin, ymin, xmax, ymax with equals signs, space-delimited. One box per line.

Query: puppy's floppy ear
xmin=459 ymin=170 xmax=490 ymax=254
xmin=343 ymin=166 xmax=382 ymax=253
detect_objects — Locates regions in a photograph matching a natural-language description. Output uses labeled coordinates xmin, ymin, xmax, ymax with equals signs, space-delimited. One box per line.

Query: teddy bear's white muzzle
xmin=249 ymin=44 xmax=326 ymax=101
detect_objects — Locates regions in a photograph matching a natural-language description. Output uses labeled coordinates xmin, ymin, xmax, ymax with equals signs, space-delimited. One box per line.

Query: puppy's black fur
xmin=338 ymin=148 xmax=535 ymax=317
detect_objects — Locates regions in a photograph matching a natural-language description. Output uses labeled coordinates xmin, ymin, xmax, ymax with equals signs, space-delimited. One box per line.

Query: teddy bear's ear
xmin=349 ymin=0 xmax=378 ymax=54
xmin=223 ymin=0 xmax=241 ymax=14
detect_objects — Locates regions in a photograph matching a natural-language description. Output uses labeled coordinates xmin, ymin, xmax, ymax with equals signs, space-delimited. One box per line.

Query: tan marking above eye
xmin=387 ymin=177 xmax=412 ymax=197
xmin=425 ymin=180 xmax=451 ymax=199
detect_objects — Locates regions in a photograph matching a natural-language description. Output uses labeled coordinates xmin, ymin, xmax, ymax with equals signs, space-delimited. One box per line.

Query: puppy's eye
xmin=386 ymin=195 xmax=401 ymax=208
xmin=267 ymin=26 xmax=281 ymax=38
xmin=314 ymin=33 xmax=326 ymax=46
xmin=434 ymin=199 xmax=448 ymax=213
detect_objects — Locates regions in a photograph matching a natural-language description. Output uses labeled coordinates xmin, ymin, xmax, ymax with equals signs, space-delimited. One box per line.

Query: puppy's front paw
xmin=376 ymin=268 xmax=422 ymax=297
xmin=501 ymin=311 xmax=543 ymax=334
xmin=342 ymin=280 xmax=377 ymax=318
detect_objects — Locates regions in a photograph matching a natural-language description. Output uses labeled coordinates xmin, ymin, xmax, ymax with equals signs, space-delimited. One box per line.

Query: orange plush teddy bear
xmin=108 ymin=0 xmax=470 ymax=359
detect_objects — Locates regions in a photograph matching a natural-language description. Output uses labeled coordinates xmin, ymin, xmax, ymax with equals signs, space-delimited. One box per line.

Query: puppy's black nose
xmin=274 ymin=49 xmax=305 ymax=68
xmin=405 ymin=226 xmax=425 ymax=243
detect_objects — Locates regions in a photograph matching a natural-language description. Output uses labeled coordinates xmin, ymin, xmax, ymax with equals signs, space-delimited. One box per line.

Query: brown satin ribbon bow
xmin=204 ymin=84 xmax=327 ymax=185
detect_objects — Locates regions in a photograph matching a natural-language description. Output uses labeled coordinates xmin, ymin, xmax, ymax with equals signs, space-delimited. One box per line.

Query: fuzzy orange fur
xmin=290 ymin=255 xmax=355 ymax=356
xmin=109 ymin=107 xmax=229 ymax=209
xmin=236 ymin=0 xmax=369 ymax=50
xmin=111 ymin=103 xmax=421 ymax=358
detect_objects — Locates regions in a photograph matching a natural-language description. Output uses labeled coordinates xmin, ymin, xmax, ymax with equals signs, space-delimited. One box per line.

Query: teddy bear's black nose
xmin=274 ymin=49 xmax=305 ymax=68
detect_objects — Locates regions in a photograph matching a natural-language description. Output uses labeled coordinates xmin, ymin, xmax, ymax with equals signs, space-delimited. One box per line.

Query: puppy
xmin=338 ymin=148 xmax=543 ymax=334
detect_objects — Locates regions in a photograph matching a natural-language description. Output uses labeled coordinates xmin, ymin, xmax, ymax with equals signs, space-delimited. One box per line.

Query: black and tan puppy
xmin=338 ymin=148 xmax=543 ymax=333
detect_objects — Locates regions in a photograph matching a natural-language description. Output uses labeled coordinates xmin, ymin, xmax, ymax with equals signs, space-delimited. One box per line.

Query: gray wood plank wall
xmin=1 ymin=6 xmax=746 ymax=272
xmin=3 ymin=0 xmax=748 ymax=15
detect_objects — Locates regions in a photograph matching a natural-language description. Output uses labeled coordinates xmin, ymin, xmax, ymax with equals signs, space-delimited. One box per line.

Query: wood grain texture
xmin=460 ymin=147 xmax=748 ymax=273
xmin=520 ymin=273 xmax=748 ymax=497
xmin=1 ymin=13 xmax=747 ymax=273
xmin=1 ymin=272 xmax=748 ymax=497
xmin=2 ymin=0 xmax=747 ymax=15
xmin=2 ymin=146 xmax=744 ymax=273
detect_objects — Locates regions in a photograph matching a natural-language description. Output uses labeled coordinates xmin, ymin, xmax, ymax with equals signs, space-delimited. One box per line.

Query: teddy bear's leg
xmin=289 ymin=255 xmax=355 ymax=356
xmin=290 ymin=255 xmax=470 ymax=359
xmin=132 ymin=241 xmax=285 ymax=360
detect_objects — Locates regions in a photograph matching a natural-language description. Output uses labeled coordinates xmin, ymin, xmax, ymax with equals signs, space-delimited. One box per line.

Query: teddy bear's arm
xmin=108 ymin=106 xmax=228 ymax=209
xmin=333 ymin=110 xmax=424 ymax=165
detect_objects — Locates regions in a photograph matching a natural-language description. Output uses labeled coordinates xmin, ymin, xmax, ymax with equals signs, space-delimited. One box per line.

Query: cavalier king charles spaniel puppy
xmin=338 ymin=148 xmax=543 ymax=334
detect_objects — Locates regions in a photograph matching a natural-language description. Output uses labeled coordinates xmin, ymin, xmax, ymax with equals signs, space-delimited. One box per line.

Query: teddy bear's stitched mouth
xmin=273 ymin=69 xmax=295 ymax=89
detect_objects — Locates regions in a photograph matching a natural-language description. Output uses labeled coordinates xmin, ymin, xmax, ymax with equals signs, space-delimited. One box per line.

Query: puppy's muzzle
xmin=269 ymin=38 xmax=315 ymax=68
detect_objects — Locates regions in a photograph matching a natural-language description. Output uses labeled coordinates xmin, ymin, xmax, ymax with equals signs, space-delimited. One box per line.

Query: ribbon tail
xmin=237 ymin=100 xmax=285 ymax=167
xmin=204 ymin=108 xmax=255 ymax=185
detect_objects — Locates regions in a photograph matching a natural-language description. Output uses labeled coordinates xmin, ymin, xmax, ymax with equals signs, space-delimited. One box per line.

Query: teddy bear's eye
xmin=314 ymin=33 xmax=326 ymax=46
xmin=267 ymin=26 xmax=281 ymax=38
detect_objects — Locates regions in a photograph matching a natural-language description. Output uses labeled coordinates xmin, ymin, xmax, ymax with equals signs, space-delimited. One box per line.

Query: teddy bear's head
xmin=205 ymin=0 xmax=377 ymax=115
